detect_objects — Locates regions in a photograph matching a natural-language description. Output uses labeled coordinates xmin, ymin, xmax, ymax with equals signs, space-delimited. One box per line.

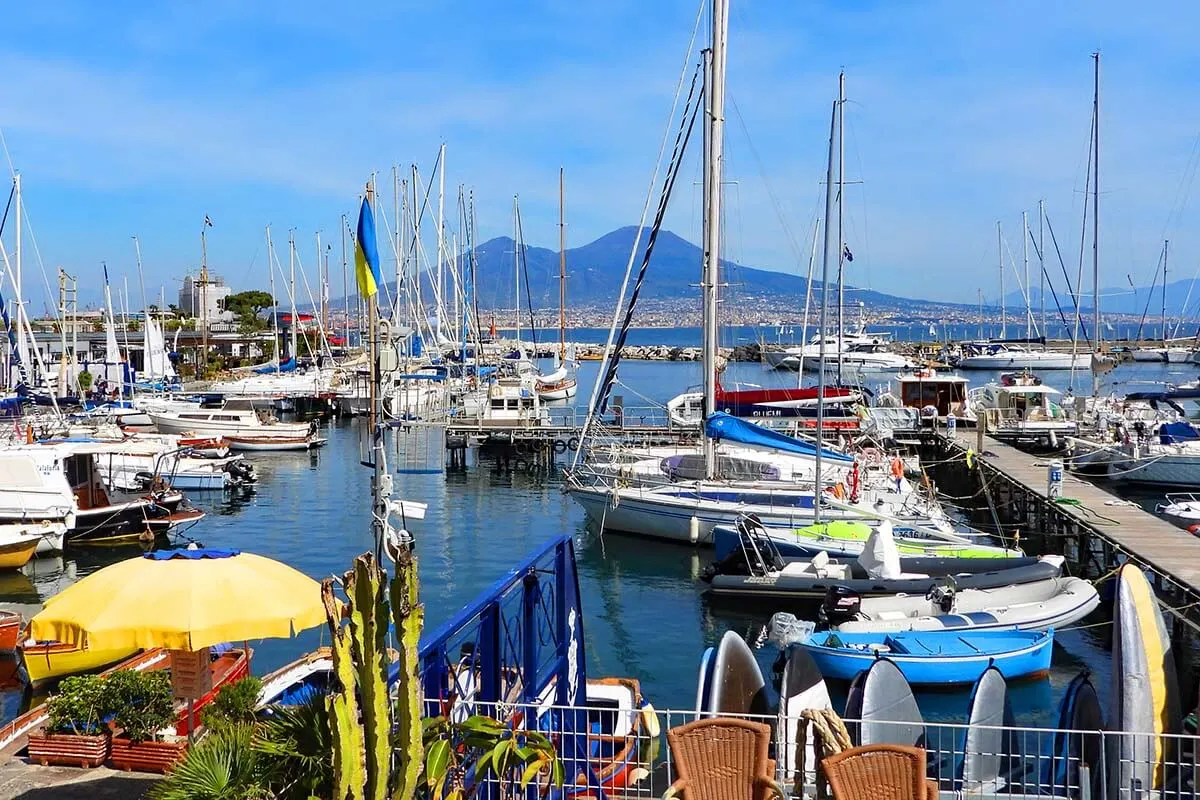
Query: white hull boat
xmin=1156 ymin=493 xmax=1200 ymax=524
xmin=148 ymin=398 xmax=312 ymax=440
xmin=957 ymin=350 xmax=1091 ymax=370
xmin=568 ymin=480 xmax=961 ymax=548
xmin=831 ymin=576 xmax=1100 ymax=633
xmin=226 ymin=435 xmax=327 ymax=452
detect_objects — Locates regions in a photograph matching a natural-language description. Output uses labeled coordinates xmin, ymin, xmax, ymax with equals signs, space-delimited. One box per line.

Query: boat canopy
xmin=253 ymin=357 xmax=296 ymax=374
xmin=1160 ymin=421 xmax=1200 ymax=445
xmin=704 ymin=412 xmax=853 ymax=462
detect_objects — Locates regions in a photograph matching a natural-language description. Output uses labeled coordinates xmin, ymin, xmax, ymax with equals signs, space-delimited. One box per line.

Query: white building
xmin=179 ymin=272 xmax=232 ymax=325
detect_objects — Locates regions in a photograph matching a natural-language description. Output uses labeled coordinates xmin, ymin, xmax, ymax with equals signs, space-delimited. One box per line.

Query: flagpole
xmin=366 ymin=180 xmax=384 ymax=559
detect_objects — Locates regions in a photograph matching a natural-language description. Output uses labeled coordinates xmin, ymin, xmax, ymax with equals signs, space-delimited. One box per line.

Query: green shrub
xmin=201 ymin=676 xmax=263 ymax=732
xmin=45 ymin=674 xmax=113 ymax=735
xmin=150 ymin=723 xmax=268 ymax=800
xmin=252 ymin=693 xmax=332 ymax=800
xmin=107 ymin=669 xmax=176 ymax=742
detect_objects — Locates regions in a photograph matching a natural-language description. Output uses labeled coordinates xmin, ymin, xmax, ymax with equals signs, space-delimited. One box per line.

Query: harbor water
xmin=2 ymin=357 xmax=1197 ymax=727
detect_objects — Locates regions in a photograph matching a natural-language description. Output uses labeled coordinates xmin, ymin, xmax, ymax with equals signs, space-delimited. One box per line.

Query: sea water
xmin=1 ymin=358 xmax=1193 ymax=726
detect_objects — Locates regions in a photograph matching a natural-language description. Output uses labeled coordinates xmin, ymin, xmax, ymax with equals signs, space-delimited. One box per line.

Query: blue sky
xmin=2 ymin=0 xmax=1199 ymax=312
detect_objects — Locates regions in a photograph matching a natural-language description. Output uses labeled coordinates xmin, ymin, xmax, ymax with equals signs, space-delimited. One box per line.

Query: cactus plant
xmin=322 ymin=577 xmax=366 ymax=800
xmin=347 ymin=554 xmax=394 ymax=800
xmin=390 ymin=545 xmax=424 ymax=800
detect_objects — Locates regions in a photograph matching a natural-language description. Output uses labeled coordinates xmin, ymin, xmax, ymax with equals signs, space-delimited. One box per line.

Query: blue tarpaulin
xmin=1160 ymin=421 xmax=1200 ymax=445
xmin=255 ymin=357 xmax=297 ymax=374
xmin=704 ymin=412 xmax=854 ymax=462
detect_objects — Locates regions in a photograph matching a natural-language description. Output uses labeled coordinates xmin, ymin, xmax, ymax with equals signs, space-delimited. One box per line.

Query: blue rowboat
xmin=799 ymin=629 xmax=1054 ymax=685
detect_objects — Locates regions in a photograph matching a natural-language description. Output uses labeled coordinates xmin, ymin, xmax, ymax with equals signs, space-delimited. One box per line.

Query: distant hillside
xmin=1006 ymin=279 xmax=1200 ymax=318
xmin=337 ymin=226 xmax=962 ymax=312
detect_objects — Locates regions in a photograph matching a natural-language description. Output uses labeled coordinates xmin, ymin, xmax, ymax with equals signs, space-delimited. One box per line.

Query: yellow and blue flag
xmin=355 ymin=195 xmax=382 ymax=298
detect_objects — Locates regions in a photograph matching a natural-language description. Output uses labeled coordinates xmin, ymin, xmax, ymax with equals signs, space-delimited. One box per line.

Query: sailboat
xmin=536 ymin=168 xmax=578 ymax=402
xmin=566 ymin=8 xmax=979 ymax=552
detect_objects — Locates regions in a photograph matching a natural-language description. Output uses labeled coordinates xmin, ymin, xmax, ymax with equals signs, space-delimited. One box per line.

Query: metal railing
xmin=439 ymin=703 xmax=1199 ymax=800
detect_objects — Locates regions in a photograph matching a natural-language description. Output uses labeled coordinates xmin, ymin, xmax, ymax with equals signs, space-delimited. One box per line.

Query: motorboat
xmin=876 ymin=369 xmax=974 ymax=424
xmin=1156 ymin=493 xmax=1200 ymax=524
xmin=968 ymin=372 xmax=1076 ymax=447
xmin=797 ymin=628 xmax=1054 ymax=685
xmin=0 ymin=442 xmax=204 ymax=544
xmin=147 ymin=397 xmax=314 ymax=440
xmin=703 ymin=521 xmax=1059 ymax=600
xmin=1107 ymin=420 xmax=1200 ymax=486
xmin=461 ymin=376 xmax=549 ymax=429
xmin=827 ymin=575 xmax=1100 ymax=633
xmin=667 ymin=382 xmax=864 ymax=427
xmin=225 ymin=434 xmax=328 ymax=452
xmin=1131 ymin=346 xmax=1191 ymax=363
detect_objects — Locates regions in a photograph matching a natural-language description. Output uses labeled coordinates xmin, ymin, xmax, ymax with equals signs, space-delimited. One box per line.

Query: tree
xmin=224 ymin=290 xmax=275 ymax=321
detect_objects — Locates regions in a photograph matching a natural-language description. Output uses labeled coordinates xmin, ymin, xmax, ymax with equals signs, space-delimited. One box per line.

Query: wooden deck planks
xmin=946 ymin=432 xmax=1200 ymax=594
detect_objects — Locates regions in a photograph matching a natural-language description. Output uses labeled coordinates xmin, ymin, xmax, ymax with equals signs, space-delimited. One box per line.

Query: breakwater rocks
xmin=528 ymin=343 xmax=762 ymax=362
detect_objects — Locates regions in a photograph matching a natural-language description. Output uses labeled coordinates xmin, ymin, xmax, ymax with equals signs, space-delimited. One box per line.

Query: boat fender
xmin=609 ymin=485 xmax=621 ymax=510
xmin=553 ymin=439 xmax=567 ymax=454
xmin=1189 ymin=524 xmax=1200 ymax=537
xmin=566 ymin=437 xmax=580 ymax=451
xmin=639 ymin=701 xmax=661 ymax=738
xmin=689 ymin=515 xmax=700 ymax=544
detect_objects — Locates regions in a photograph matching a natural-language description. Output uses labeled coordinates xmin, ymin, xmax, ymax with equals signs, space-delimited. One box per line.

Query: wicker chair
xmin=663 ymin=717 xmax=785 ymax=800
xmin=821 ymin=744 xmax=939 ymax=800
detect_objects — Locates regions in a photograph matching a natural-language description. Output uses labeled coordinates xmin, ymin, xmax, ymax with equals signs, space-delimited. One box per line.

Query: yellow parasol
xmin=30 ymin=548 xmax=325 ymax=651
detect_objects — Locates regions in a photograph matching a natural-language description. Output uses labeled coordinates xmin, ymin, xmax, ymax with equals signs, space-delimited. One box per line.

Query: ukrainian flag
xmin=355 ymin=195 xmax=383 ymax=298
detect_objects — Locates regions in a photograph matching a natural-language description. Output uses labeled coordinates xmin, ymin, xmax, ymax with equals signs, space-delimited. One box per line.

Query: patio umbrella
xmin=29 ymin=547 xmax=325 ymax=651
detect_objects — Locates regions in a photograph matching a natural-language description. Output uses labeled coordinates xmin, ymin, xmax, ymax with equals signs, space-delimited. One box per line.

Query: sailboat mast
xmin=997 ymin=221 xmax=1005 ymax=339
xmin=512 ymin=195 xmax=521 ymax=349
xmin=701 ymin=0 xmax=729 ymax=480
xmin=289 ymin=230 xmax=298 ymax=363
xmin=1092 ymin=51 xmax=1101 ymax=362
xmin=341 ymin=215 xmax=349 ymax=353
xmin=1023 ymin=211 xmax=1030 ymax=339
xmin=559 ymin=167 xmax=567 ymax=361
xmin=1163 ymin=240 xmax=1169 ymax=344
xmin=266 ymin=227 xmax=279 ymax=371
xmin=1039 ymin=200 xmax=1046 ymax=336
xmin=815 ymin=98 xmax=838 ymax=523
xmin=437 ymin=143 xmax=446 ymax=340
xmin=836 ymin=70 xmax=846 ymax=385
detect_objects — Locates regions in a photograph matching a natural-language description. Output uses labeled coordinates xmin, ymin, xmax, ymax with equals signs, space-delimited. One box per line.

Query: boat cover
xmin=704 ymin=412 xmax=853 ymax=462
xmin=254 ymin=357 xmax=297 ymax=374
xmin=1159 ymin=421 xmax=1200 ymax=444
xmin=857 ymin=521 xmax=901 ymax=579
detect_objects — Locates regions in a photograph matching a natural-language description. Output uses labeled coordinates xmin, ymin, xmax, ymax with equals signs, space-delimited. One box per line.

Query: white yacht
xmin=147 ymin=398 xmax=314 ymax=441
xmin=956 ymin=342 xmax=1090 ymax=370
xmin=968 ymin=373 xmax=1076 ymax=446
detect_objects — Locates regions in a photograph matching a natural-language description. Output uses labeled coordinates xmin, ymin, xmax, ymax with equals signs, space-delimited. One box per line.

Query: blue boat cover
xmin=1160 ymin=421 xmax=1200 ymax=445
xmin=255 ymin=357 xmax=296 ymax=374
xmin=704 ymin=412 xmax=853 ymax=462
xmin=144 ymin=547 xmax=241 ymax=560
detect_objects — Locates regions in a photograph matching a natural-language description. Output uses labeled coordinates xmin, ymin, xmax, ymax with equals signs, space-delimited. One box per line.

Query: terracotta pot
xmin=27 ymin=730 xmax=110 ymax=768
xmin=108 ymin=736 xmax=188 ymax=774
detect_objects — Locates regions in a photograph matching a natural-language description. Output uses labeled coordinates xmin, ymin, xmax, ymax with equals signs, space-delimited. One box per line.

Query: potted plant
xmin=27 ymin=675 xmax=114 ymax=767
xmin=106 ymin=670 xmax=186 ymax=773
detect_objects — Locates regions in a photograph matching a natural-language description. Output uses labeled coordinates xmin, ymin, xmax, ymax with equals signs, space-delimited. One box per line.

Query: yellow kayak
xmin=21 ymin=641 xmax=140 ymax=686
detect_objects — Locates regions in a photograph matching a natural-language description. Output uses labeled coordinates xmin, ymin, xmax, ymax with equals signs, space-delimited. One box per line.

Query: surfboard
xmin=842 ymin=657 xmax=923 ymax=748
xmin=958 ymin=665 xmax=1016 ymax=792
xmin=703 ymin=631 xmax=770 ymax=718
xmin=776 ymin=645 xmax=832 ymax=790
xmin=1046 ymin=670 xmax=1103 ymax=797
xmin=1108 ymin=564 xmax=1180 ymax=797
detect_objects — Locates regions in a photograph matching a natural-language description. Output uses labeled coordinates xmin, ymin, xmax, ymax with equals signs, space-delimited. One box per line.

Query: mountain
xmin=369 ymin=226 xmax=957 ymax=312
xmin=1005 ymin=279 xmax=1199 ymax=318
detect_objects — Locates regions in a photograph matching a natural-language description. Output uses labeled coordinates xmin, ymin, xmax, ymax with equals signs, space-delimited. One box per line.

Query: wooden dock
xmin=938 ymin=431 xmax=1200 ymax=629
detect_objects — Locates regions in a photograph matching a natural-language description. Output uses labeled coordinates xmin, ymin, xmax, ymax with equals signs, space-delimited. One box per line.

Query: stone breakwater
xmin=531 ymin=343 xmax=762 ymax=362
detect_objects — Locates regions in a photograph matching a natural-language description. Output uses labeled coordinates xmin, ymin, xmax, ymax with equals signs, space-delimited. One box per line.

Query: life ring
xmin=567 ymin=437 xmax=580 ymax=452
xmin=515 ymin=440 xmax=528 ymax=455
xmin=553 ymin=439 xmax=567 ymax=454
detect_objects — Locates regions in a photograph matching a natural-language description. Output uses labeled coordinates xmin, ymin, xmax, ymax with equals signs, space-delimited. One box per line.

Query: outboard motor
xmin=819 ymin=586 xmax=862 ymax=626
xmin=927 ymin=581 xmax=957 ymax=614
xmin=225 ymin=460 xmax=258 ymax=486
xmin=133 ymin=471 xmax=156 ymax=492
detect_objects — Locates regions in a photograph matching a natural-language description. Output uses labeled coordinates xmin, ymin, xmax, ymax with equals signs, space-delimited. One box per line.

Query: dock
xmin=930 ymin=430 xmax=1200 ymax=632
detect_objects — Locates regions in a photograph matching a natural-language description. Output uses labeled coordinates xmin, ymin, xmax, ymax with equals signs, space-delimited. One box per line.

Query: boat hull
xmin=22 ymin=641 xmax=141 ymax=685
xmin=800 ymin=630 xmax=1053 ymax=685
xmin=957 ymin=353 xmax=1090 ymax=370
xmin=1108 ymin=451 xmax=1200 ymax=485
